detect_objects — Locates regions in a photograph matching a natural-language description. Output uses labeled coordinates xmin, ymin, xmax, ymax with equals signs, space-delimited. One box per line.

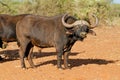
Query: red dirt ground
xmin=0 ymin=26 xmax=120 ymax=80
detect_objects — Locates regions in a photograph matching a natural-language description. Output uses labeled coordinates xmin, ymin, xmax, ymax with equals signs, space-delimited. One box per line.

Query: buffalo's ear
xmin=88 ymin=29 xmax=96 ymax=36
xmin=65 ymin=28 xmax=74 ymax=35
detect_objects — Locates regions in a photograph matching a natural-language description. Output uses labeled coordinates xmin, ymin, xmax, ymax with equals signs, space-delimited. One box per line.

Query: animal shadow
xmin=0 ymin=49 xmax=19 ymax=63
xmin=69 ymin=58 xmax=118 ymax=68
xmin=0 ymin=50 xmax=80 ymax=63
xmin=36 ymin=58 xmax=117 ymax=68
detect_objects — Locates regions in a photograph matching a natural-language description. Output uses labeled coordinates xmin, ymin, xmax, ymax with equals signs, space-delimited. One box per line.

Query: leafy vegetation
xmin=0 ymin=0 xmax=120 ymax=26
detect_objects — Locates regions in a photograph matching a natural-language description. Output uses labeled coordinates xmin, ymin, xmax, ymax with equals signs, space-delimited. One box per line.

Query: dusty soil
xmin=0 ymin=26 xmax=120 ymax=80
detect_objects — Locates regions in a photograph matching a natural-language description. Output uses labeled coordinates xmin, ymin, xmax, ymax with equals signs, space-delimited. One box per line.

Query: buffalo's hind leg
xmin=19 ymin=46 xmax=27 ymax=69
xmin=19 ymin=39 xmax=31 ymax=69
xmin=27 ymin=43 xmax=36 ymax=68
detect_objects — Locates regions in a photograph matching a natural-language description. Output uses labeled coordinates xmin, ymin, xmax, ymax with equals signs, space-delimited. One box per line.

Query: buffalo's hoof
xmin=22 ymin=67 xmax=28 ymax=70
xmin=58 ymin=67 xmax=64 ymax=70
xmin=64 ymin=64 xmax=71 ymax=69
xmin=21 ymin=65 xmax=27 ymax=70
xmin=57 ymin=66 xmax=63 ymax=70
xmin=22 ymin=68 xmax=26 ymax=70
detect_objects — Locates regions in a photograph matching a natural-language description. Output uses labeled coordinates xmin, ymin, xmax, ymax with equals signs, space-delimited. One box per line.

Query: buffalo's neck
xmin=63 ymin=35 xmax=77 ymax=52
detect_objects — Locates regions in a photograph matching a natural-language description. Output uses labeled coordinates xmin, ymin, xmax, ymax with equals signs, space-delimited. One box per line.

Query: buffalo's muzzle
xmin=80 ymin=32 xmax=87 ymax=38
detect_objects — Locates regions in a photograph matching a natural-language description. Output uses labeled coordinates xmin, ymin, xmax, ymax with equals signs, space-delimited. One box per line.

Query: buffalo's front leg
xmin=57 ymin=50 xmax=63 ymax=69
xmin=63 ymin=51 xmax=70 ymax=69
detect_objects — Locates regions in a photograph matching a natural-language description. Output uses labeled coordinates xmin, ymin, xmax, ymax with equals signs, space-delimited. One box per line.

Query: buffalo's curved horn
xmin=62 ymin=14 xmax=91 ymax=28
xmin=89 ymin=14 xmax=99 ymax=29
xmin=62 ymin=13 xmax=98 ymax=29
xmin=62 ymin=14 xmax=75 ymax=28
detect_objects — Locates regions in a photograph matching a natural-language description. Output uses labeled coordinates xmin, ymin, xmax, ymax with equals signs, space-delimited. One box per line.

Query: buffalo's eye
xmin=86 ymin=28 xmax=89 ymax=33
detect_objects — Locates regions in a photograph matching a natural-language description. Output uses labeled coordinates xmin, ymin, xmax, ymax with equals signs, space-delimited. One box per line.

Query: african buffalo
xmin=16 ymin=13 xmax=98 ymax=69
xmin=0 ymin=14 xmax=78 ymax=60
xmin=0 ymin=14 xmax=30 ymax=48
xmin=0 ymin=14 xmax=32 ymax=59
